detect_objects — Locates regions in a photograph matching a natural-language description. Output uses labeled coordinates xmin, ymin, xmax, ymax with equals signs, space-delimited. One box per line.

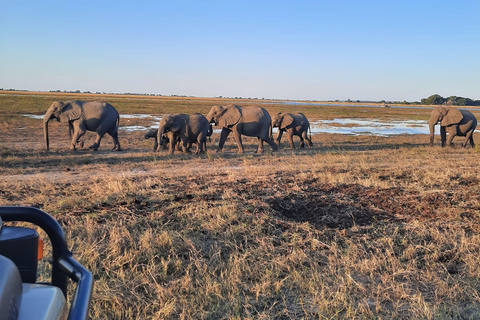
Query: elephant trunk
xmin=206 ymin=113 xmax=215 ymax=125
xmin=428 ymin=119 xmax=435 ymax=147
xmin=43 ymin=111 xmax=54 ymax=151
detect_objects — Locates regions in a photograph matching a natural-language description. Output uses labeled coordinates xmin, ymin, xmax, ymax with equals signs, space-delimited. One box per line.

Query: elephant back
xmin=240 ymin=106 xmax=271 ymax=123
xmin=187 ymin=113 xmax=210 ymax=139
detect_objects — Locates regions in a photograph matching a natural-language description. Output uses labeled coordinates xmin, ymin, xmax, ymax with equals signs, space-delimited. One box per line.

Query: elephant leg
xmin=287 ymin=132 xmax=295 ymax=149
xmin=440 ymin=126 xmax=447 ymax=147
xmin=256 ymin=138 xmax=264 ymax=153
xmin=303 ymin=131 xmax=313 ymax=148
xmin=167 ymin=132 xmax=176 ymax=155
xmin=276 ymin=130 xmax=284 ymax=147
xmin=89 ymin=122 xmax=111 ymax=151
xmin=265 ymin=133 xmax=278 ymax=151
xmin=71 ymin=122 xmax=86 ymax=151
xmin=180 ymin=137 xmax=190 ymax=154
xmin=470 ymin=135 xmax=475 ymax=148
xmin=232 ymin=129 xmax=244 ymax=153
xmin=107 ymin=127 xmax=122 ymax=151
xmin=89 ymin=133 xmax=104 ymax=151
xmin=268 ymin=138 xmax=278 ymax=151
xmin=463 ymin=130 xmax=474 ymax=148
xmin=196 ymin=135 xmax=205 ymax=154
xmin=446 ymin=127 xmax=457 ymax=147
xmin=218 ymin=129 xmax=231 ymax=152
xmin=202 ymin=136 xmax=208 ymax=153
xmin=297 ymin=133 xmax=305 ymax=148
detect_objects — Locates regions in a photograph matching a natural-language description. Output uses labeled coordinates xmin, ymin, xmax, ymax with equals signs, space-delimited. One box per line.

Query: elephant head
xmin=144 ymin=128 xmax=158 ymax=140
xmin=429 ymin=106 xmax=463 ymax=146
xmin=206 ymin=105 xmax=241 ymax=128
xmin=43 ymin=101 xmax=83 ymax=151
xmin=272 ymin=113 xmax=293 ymax=130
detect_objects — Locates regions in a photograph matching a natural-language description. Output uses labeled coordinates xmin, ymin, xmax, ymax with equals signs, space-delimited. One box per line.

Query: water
xmin=310 ymin=118 xmax=429 ymax=136
xmin=120 ymin=114 xmax=162 ymax=121
xmin=22 ymin=114 xmax=430 ymax=136
xmin=23 ymin=114 xmax=44 ymax=120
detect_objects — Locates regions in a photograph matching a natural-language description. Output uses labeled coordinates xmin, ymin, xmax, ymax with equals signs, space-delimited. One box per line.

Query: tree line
xmin=420 ymin=94 xmax=480 ymax=106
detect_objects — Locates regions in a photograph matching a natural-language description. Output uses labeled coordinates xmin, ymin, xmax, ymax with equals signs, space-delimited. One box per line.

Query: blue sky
xmin=1 ymin=0 xmax=479 ymax=101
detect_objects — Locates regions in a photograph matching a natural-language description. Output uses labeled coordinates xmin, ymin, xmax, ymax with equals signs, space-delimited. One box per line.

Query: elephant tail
xmin=308 ymin=123 xmax=312 ymax=141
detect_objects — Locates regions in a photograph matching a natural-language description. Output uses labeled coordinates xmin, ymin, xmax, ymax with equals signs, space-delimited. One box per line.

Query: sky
xmin=1 ymin=0 xmax=479 ymax=101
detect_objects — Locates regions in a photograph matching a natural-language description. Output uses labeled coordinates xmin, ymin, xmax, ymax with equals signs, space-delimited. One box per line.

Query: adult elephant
xmin=157 ymin=113 xmax=210 ymax=154
xmin=44 ymin=100 xmax=121 ymax=151
xmin=429 ymin=106 xmax=477 ymax=147
xmin=206 ymin=105 xmax=278 ymax=153
xmin=272 ymin=112 xmax=313 ymax=149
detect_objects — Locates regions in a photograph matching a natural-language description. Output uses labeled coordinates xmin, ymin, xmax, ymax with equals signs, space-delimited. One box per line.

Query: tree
xmin=426 ymin=94 xmax=445 ymax=105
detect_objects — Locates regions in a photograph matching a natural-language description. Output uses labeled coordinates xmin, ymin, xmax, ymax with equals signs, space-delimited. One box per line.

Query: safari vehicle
xmin=0 ymin=207 xmax=93 ymax=320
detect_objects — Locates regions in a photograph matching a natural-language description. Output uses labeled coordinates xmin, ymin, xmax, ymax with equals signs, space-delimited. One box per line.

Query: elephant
xmin=272 ymin=112 xmax=313 ymax=149
xmin=44 ymin=100 xmax=121 ymax=151
xmin=145 ymin=128 xmax=162 ymax=151
xmin=428 ymin=106 xmax=477 ymax=147
xmin=145 ymin=127 xmax=209 ymax=152
xmin=206 ymin=105 xmax=278 ymax=153
xmin=157 ymin=113 xmax=211 ymax=154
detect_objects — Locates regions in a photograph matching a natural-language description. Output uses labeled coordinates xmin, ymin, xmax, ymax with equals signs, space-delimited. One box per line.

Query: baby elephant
xmin=144 ymin=128 xmax=190 ymax=152
xmin=145 ymin=128 xmax=161 ymax=151
xmin=272 ymin=113 xmax=313 ymax=149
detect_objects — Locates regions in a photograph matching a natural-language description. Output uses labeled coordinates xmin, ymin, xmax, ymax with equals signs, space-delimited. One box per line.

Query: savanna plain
xmin=1 ymin=92 xmax=480 ymax=319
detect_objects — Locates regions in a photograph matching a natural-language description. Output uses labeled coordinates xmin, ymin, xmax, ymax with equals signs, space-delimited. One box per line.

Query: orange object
xmin=37 ymin=238 xmax=44 ymax=260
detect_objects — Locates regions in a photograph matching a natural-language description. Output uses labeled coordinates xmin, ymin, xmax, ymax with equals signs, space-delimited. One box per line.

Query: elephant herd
xmin=42 ymin=100 xmax=477 ymax=153
xmin=42 ymin=100 xmax=313 ymax=154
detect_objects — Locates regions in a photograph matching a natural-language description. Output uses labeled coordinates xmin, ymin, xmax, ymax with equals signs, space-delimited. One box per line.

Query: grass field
xmin=1 ymin=92 xmax=480 ymax=319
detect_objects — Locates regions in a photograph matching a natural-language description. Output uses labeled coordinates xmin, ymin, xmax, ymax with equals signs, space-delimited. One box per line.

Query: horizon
xmin=2 ymin=1 xmax=479 ymax=101
xmin=0 ymin=88 xmax=439 ymax=103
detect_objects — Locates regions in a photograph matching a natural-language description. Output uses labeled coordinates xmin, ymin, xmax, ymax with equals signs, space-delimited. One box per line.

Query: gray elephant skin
xmin=145 ymin=128 xmax=161 ymax=151
xmin=145 ymin=128 xmax=183 ymax=152
xmin=206 ymin=105 xmax=278 ymax=153
xmin=44 ymin=100 xmax=121 ymax=151
xmin=145 ymin=125 xmax=212 ymax=152
xmin=428 ymin=106 xmax=477 ymax=147
xmin=272 ymin=112 xmax=313 ymax=149
xmin=157 ymin=113 xmax=211 ymax=154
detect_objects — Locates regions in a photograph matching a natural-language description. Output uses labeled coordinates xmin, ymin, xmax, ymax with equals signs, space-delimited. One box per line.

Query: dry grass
xmin=1 ymin=92 xmax=480 ymax=319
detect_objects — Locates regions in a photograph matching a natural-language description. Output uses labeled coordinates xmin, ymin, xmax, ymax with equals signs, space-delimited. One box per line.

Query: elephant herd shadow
xmin=267 ymin=182 xmax=420 ymax=230
xmin=269 ymin=193 xmax=395 ymax=231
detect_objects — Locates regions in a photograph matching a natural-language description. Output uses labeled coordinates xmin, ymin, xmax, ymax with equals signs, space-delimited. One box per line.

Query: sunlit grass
xmin=0 ymin=91 xmax=479 ymax=319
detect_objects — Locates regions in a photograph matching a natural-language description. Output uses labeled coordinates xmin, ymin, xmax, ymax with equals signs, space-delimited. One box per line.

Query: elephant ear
xmin=219 ymin=105 xmax=241 ymax=127
xmin=441 ymin=107 xmax=463 ymax=126
xmin=171 ymin=116 xmax=187 ymax=134
xmin=280 ymin=114 xmax=294 ymax=129
xmin=59 ymin=102 xmax=82 ymax=122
